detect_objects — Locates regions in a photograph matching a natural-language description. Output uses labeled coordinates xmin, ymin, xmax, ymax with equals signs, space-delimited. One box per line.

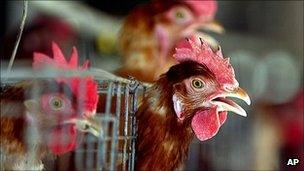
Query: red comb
xmin=184 ymin=0 xmax=217 ymax=19
xmin=33 ymin=42 xmax=89 ymax=70
xmin=174 ymin=36 xmax=237 ymax=86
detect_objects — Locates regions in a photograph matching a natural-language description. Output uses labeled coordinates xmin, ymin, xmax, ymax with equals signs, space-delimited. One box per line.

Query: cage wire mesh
xmin=74 ymin=79 xmax=144 ymax=171
xmin=1 ymin=75 xmax=145 ymax=171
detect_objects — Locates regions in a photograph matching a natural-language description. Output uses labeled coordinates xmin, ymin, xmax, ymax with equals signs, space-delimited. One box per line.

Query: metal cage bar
xmin=122 ymin=85 xmax=130 ymax=171
xmin=1 ymin=77 xmax=144 ymax=171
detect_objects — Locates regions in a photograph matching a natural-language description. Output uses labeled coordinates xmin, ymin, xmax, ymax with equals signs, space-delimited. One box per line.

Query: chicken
xmin=0 ymin=42 xmax=99 ymax=170
xmin=117 ymin=0 xmax=223 ymax=82
xmin=135 ymin=38 xmax=250 ymax=170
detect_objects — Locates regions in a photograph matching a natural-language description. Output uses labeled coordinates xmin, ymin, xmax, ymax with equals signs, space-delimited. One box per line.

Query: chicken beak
xmin=197 ymin=20 xmax=225 ymax=34
xmin=186 ymin=18 xmax=225 ymax=34
xmin=210 ymin=87 xmax=251 ymax=117
xmin=63 ymin=116 xmax=103 ymax=137
xmin=184 ymin=19 xmax=224 ymax=36
xmin=225 ymin=87 xmax=251 ymax=105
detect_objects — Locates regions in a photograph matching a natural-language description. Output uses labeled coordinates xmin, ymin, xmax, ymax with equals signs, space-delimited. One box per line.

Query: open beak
xmin=210 ymin=87 xmax=251 ymax=117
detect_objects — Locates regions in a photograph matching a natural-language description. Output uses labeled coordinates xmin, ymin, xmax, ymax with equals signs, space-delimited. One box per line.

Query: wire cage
xmin=0 ymin=76 xmax=145 ymax=171
xmin=2 ymin=1 xmax=145 ymax=169
xmin=74 ymin=79 xmax=144 ymax=171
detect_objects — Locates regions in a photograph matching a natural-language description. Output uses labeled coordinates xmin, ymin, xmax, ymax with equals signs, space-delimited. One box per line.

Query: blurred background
xmin=1 ymin=1 xmax=303 ymax=171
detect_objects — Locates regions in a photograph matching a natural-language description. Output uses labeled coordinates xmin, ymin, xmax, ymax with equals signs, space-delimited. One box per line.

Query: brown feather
xmin=1 ymin=81 xmax=50 ymax=170
xmin=117 ymin=1 xmax=186 ymax=82
xmin=1 ymin=82 xmax=29 ymax=154
xmin=135 ymin=61 xmax=215 ymax=170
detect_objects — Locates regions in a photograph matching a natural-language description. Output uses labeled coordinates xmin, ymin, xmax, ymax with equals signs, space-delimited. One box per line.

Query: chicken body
xmin=135 ymin=39 xmax=251 ymax=170
xmin=0 ymin=43 xmax=99 ymax=170
xmin=118 ymin=0 xmax=222 ymax=82
xmin=136 ymin=80 xmax=193 ymax=170
xmin=136 ymin=61 xmax=218 ymax=170
xmin=1 ymin=80 xmax=73 ymax=170
xmin=1 ymin=84 xmax=43 ymax=170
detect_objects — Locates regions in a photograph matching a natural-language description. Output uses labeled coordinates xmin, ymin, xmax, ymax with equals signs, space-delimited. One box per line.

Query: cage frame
xmin=1 ymin=76 xmax=145 ymax=171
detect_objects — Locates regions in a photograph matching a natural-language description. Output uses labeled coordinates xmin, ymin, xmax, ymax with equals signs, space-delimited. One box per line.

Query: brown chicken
xmin=135 ymin=38 xmax=250 ymax=170
xmin=117 ymin=0 xmax=223 ymax=82
xmin=0 ymin=43 xmax=99 ymax=170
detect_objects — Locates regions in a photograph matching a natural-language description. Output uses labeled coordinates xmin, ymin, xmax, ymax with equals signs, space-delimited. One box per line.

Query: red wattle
xmin=191 ymin=108 xmax=227 ymax=141
xmin=47 ymin=125 xmax=77 ymax=155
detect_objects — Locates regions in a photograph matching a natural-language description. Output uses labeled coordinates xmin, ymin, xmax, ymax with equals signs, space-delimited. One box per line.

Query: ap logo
xmin=287 ymin=158 xmax=299 ymax=166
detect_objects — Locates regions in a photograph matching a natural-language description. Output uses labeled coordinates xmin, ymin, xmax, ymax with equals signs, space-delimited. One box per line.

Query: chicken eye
xmin=50 ymin=97 xmax=64 ymax=110
xmin=192 ymin=79 xmax=204 ymax=89
xmin=175 ymin=11 xmax=184 ymax=19
xmin=169 ymin=6 xmax=192 ymax=24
